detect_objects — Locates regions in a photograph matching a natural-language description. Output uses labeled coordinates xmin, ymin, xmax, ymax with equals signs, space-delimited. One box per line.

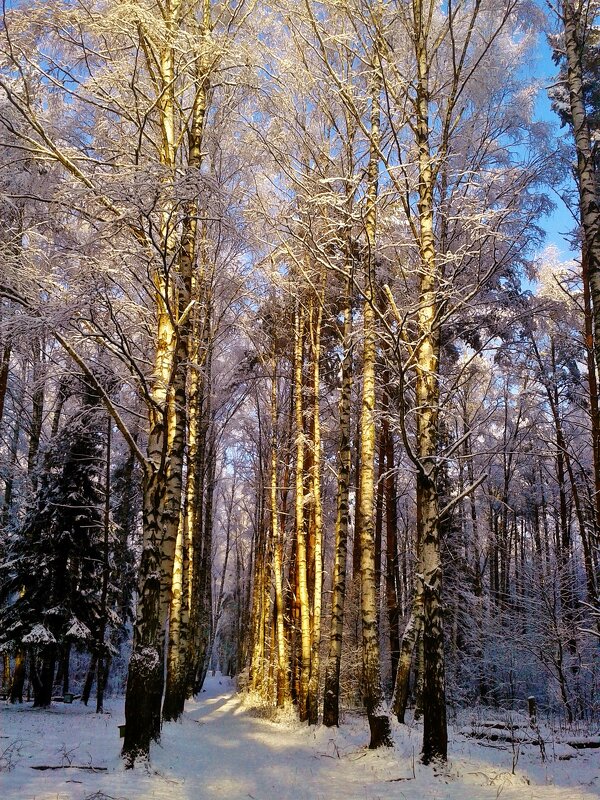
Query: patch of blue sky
xmin=528 ymin=29 xmax=579 ymax=260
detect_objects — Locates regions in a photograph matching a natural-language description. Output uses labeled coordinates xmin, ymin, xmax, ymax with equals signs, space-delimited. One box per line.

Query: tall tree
xmin=550 ymin=1 xmax=600 ymax=379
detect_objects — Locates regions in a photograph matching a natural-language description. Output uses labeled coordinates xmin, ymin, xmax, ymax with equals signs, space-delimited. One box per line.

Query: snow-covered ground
xmin=1 ymin=675 xmax=598 ymax=800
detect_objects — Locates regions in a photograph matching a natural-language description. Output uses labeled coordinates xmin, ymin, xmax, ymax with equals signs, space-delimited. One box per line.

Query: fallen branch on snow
xmin=31 ymin=764 xmax=108 ymax=771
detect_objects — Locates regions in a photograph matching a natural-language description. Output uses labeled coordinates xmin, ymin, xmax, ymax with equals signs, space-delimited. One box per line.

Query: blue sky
xmin=531 ymin=31 xmax=578 ymax=261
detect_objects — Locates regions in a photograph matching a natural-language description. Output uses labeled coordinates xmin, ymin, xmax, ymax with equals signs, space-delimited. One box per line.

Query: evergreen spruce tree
xmin=0 ymin=380 xmax=108 ymax=706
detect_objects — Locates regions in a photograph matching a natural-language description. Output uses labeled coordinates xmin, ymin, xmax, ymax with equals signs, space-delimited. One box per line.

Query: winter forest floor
xmin=1 ymin=675 xmax=599 ymax=800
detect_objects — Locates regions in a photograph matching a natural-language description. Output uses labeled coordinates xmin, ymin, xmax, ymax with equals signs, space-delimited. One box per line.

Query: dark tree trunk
xmin=10 ymin=648 xmax=25 ymax=703
xmin=384 ymin=414 xmax=400 ymax=686
xmin=0 ymin=342 xmax=11 ymax=424
xmin=122 ymin=459 xmax=173 ymax=766
xmin=323 ymin=275 xmax=353 ymax=728
xmin=82 ymin=652 xmax=97 ymax=706
xmin=96 ymin=655 xmax=111 ymax=713
xmin=2 ymin=652 xmax=10 ymax=690
xmin=96 ymin=417 xmax=111 ymax=715
xmin=392 ymin=598 xmax=423 ymax=723
xmin=32 ymin=648 xmax=56 ymax=708
xmin=61 ymin=642 xmax=71 ymax=695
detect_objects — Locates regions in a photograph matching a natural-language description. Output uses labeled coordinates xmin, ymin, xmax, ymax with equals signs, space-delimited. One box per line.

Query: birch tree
xmin=378 ymin=0 xmax=551 ymax=762
xmin=0 ymin=0 xmax=253 ymax=763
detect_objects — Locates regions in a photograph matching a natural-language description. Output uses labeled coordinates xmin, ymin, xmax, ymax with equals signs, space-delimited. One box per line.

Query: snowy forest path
xmin=1 ymin=675 xmax=599 ymax=800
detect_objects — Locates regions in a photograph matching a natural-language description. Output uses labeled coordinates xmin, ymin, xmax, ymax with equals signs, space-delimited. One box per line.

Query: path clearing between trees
xmin=1 ymin=675 xmax=598 ymax=800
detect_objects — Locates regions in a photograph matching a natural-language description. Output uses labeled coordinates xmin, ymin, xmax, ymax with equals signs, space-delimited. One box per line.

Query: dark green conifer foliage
xmin=0 ymin=380 xmax=107 ymax=706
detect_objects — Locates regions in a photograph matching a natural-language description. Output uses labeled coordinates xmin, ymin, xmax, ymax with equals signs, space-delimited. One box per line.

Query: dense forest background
xmin=0 ymin=0 xmax=599 ymax=767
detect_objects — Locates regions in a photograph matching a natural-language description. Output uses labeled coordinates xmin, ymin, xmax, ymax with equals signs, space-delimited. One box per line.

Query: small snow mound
xmin=551 ymin=744 xmax=578 ymax=760
xmin=566 ymin=736 xmax=600 ymax=749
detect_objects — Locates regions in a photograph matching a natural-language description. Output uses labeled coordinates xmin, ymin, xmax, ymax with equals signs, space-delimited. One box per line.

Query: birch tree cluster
xmin=0 ymin=0 xmax=599 ymax=767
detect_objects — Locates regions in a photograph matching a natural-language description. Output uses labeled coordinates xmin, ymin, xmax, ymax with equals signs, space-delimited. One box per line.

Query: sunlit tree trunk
xmin=270 ymin=360 xmax=289 ymax=706
xmin=294 ymin=302 xmax=312 ymax=721
xmin=357 ymin=27 xmax=391 ymax=748
xmin=249 ymin=447 xmax=268 ymax=693
xmin=163 ymin=513 xmax=187 ymax=721
xmin=183 ymin=360 xmax=204 ymax=690
xmin=306 ymin=286 xmax=324 ymax=724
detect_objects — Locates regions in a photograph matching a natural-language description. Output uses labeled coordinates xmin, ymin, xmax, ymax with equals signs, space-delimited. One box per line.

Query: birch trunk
xmin=307 ymin=288 xmax=324 ymax=725
xmin=323 ymin=274 xmax=353 ymax=727
xmin=249 ymin=478 xmax=268 ymax=693
xmin=357 ymin=29 xmax=391 ymax=748
xmin=163 ymin=10 xmax=211 ymax=718
xmin=413 ymin=0 xmax=447 ymax=762
xmin=391 ymin=575 xmax=424 ymax=723
xmin=123 ymin=2 xmax=187 ymax=763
